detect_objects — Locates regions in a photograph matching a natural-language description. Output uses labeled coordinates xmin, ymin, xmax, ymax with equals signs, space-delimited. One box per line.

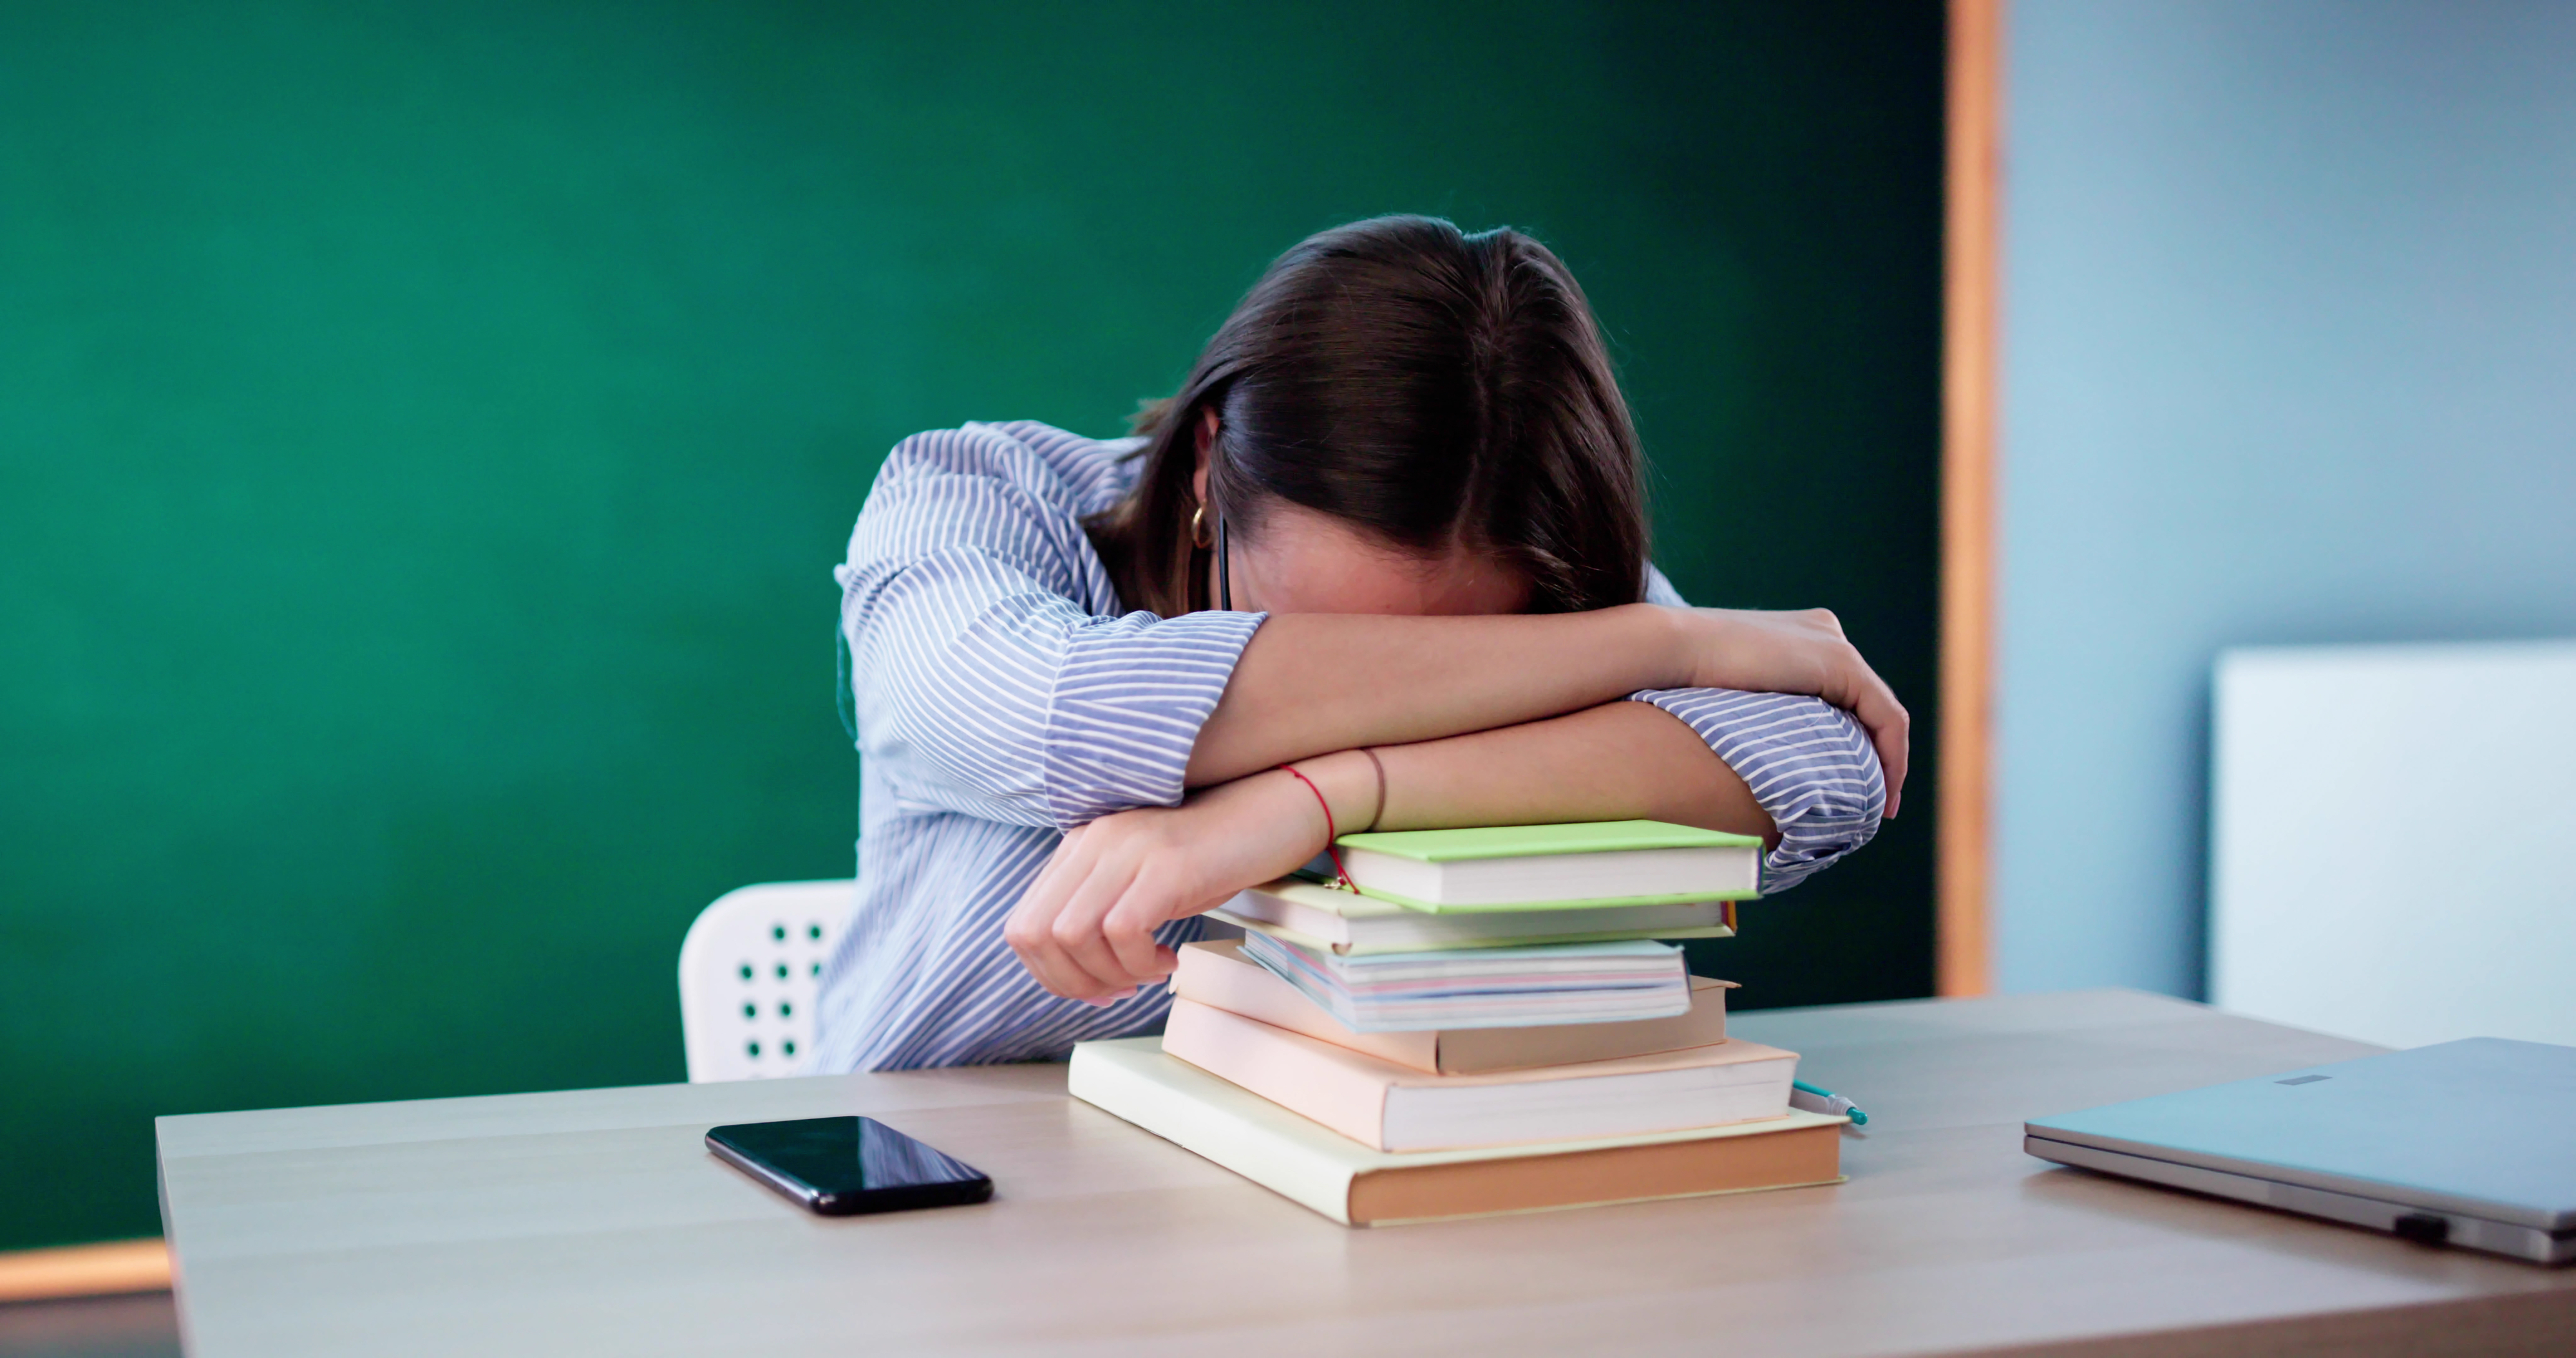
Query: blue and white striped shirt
xmin=813 ymin=421 xmax=1884 ymax=1071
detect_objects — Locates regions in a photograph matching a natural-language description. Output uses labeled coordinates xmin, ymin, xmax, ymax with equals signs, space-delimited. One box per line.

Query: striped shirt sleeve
xmin=1632 ymin=567 xmax=1886 ymax=894
xmin=838 ymin=425 xmax=1263 ymax=831
xmin=1627 ymin=688 xmax=1885 ymax=893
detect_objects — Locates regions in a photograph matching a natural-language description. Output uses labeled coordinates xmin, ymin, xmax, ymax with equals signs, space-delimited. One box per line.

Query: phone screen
xmin=706 ymin=1115 xmax=992 ymax=1216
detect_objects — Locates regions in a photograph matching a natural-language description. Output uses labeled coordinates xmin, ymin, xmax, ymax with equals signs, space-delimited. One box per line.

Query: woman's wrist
xmin=1636 ymin=601 xmax=1698 ymax=693
xmin=1590 ymin=601 xmax=1693 ymax=694
xmin=1647 ymin=604 xmax=1812 ymax=697
xmin=1278 ymin=749 xmax=1381 ymax=852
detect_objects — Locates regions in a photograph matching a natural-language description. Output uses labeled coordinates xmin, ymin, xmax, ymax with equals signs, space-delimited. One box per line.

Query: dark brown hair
xmin=1085 ymin=215 xmax=1648 ymax=616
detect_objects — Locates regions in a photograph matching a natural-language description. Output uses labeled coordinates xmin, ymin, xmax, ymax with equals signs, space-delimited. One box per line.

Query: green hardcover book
xmin=1322 ymin=820 xmax=1763 ymax=913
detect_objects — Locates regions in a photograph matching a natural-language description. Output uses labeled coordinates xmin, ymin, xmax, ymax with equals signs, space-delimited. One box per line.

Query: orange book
xmin=1173 ymin=938 xmax=1734 ymax=1074
xmin=1160 ymin=997 xmax=1797 ymax=1153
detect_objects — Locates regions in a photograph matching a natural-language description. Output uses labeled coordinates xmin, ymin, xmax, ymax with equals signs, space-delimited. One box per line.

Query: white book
xmin=1239 ymin=931 xmax=1691 ymax=1032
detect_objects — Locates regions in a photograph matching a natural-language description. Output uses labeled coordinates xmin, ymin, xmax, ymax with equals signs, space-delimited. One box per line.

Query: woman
xmin=817 ymin=216 xmax=1906 ymax=1072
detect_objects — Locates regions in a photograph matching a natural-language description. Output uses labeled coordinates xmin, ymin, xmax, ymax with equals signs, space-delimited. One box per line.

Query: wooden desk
xmin=156 ymin=990 xmax=2576 ymax=1356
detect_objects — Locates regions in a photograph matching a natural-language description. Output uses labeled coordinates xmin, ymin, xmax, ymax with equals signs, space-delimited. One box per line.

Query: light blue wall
xmin=1998 ymin=1 xmax=2576 ymax=996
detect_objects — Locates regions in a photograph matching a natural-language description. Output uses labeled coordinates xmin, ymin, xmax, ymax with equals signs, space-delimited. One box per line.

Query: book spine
xmin=1067 ymin=1044 xmax=1354 ymax=1225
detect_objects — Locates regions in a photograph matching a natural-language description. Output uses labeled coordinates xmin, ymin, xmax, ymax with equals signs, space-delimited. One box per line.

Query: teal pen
xmin=1791 ymin=1079 xmax=1870 ymax=1126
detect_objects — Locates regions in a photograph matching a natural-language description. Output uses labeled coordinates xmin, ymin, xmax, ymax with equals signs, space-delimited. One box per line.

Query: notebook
xmin=1172 ymin=938 xmax=1735 ymax=1074
xmin=1326 ymin=820 xmax=1763 ymax=911
xmin=1070 ymin=1036 xmax=1844 ymax=1225
xmin=1212 ymin=876 xmax=1735 ymax=954
xmin=1238 ymin=929 xmax=1690 ymax=1032
xmin=2025 ymin=1037 xmax=2576 ymax=1264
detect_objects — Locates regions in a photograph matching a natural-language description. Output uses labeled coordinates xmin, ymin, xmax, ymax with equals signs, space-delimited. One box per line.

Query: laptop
xmin=2025 ymin=1037 xmax=2576 ymax=1264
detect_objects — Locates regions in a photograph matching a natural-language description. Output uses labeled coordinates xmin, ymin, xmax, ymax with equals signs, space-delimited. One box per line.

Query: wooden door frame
xmin=1940 ymin=0 xmax=2002 ymax=996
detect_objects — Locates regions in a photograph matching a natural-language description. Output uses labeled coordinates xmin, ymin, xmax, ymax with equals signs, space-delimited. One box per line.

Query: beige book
xmin=1173 ymin=938 xmax=1735 ymax=1075
xmin=1161 ymin=997 xmax=1797 ymax=1153
xmin=1070 ymin=1035 xmax=1844 ymax=1226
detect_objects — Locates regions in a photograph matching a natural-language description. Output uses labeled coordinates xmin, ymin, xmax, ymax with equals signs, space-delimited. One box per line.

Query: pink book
xmin=1160 ymin=997 xmax=1797 ymax=1153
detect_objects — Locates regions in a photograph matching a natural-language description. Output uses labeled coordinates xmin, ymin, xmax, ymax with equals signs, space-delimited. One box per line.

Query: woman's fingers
xmin=1006 ymin=903 xmax=1101 ymax=1003
xmin=1099 ymin=883 xmax=1184 ymax=982
xmin=1007 ymin=818 xmax=1179 ymax=1004
xmin=1005 ymin=835 xmax=1084 ymax=967
xmin=1819 ymin=642 xmax=1909 ymax=820
xmin=1007 ymin=914 xmax=1101 ymax=1001
xmin=1691 ymin=608 xmax=1911 ymax=822
xmin=1852 ymin=659 xmax=1909 ymax=820
xmin=1048 ymin=851 xmax=1161 ymax=1003
xmin=1006 ymin=835 xmax=1128 ymax=1002
xmin=1857 ymin=684 xmax=1909 ymax=819
xmin=1005 ymin=782 xmax=1327 ymax=1005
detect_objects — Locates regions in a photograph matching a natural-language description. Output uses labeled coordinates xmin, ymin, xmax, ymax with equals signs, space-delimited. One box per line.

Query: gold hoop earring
xmin=1189 ymin=504 xmax=1215 ymax=549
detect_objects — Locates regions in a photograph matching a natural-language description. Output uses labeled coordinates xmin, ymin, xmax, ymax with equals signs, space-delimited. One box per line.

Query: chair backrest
xmin=677 ymin=880 xmax=852 ymax=1082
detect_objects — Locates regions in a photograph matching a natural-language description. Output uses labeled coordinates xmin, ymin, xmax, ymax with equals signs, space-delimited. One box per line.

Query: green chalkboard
xmin=0 ymin=0 xmax=1940 ymax=1250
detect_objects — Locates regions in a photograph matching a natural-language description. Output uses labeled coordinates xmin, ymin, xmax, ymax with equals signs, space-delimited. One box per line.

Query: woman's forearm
xmin=1281 ymin=700 xmax=1779 ymax=848
xmin=1186 ymin=606 xmax=1687 ymax=784
xmin=1184 ymin=604 xmax=1910 ymax=822
xmin=1003 ymin=699 xmax=1781 ymax=1002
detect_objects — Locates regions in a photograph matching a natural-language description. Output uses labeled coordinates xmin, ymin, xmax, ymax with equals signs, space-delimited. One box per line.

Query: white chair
xmin=677 ymin=880 xmax=851 ymax=1082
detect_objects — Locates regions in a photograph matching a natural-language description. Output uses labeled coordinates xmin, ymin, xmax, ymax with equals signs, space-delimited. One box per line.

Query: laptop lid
xmin=2025 ymin=1037 xmax=2576 ymax=1232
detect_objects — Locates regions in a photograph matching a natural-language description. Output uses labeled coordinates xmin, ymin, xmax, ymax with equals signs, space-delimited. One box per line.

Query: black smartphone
xmin=706 ymin=1115 xmax=992 ymax=1216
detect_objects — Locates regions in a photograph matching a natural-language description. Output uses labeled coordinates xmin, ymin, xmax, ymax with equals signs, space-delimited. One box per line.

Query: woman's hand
xmin=1005 ymin=757 xmax=1370 ymax=1003
xmin=1676 ymin=607 xmax=1911 ymax=818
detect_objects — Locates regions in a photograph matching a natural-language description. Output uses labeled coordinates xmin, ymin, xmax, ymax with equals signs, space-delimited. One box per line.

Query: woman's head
xmin=1090 ymin=216 xmax=1647 ymax=617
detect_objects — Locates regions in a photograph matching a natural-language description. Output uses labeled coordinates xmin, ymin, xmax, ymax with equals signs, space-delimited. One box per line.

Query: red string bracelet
xmin=1278 ymin=763 xmax=1354 ymax=890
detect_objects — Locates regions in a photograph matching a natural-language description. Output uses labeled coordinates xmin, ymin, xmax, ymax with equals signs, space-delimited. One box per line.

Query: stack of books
xmin=1071 ymin=820 xmax=1851 ymax=1226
